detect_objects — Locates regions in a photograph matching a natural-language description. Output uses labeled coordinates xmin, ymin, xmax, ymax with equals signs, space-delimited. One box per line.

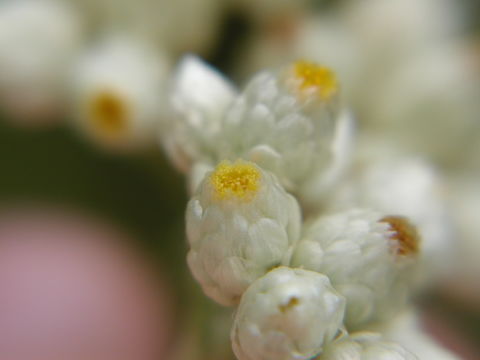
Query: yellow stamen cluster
xmin=90 ymin=91 xmax=129 ymax=137
xmin=293 ymin=60 xmax=338 ymax=101
xmin=210 ymin=161 xmax=261 ymax=201
xmin=380 ymin=216 xmax=420 ymax=257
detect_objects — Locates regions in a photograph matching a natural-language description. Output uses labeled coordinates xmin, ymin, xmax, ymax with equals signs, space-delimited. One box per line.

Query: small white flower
xmin=163 ymin=56 xmax=237 ymax=172
xmin=218 ymin=60 xmax=353 ymax=202
xmin=71 ymin=36 xmax=169 ymax=150
xmin=291 ymin=209 xmax=420 ymax=329
xmin=0 ymin=0 xmax=84 ymax=123
xmin=322 ymin=332 xmax=418 ymax=360
xmin=186 ymin=160 xmax=301 ymax=306
xmin=327 ymin=153 xmax=454 ymax=284
xmin=231 ymin=266 xmax=345 ymax=360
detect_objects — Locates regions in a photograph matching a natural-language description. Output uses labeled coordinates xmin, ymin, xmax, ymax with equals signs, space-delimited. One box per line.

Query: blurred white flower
xmin=298 ymin=0 xmax=476 ymax=167
xmin=163 ymin=56 xmax=237 ymax=173
xmin=231 ymin=266 xmax=345 ymax=360
xmin=327 ymin=152 xmax=454 ymax=284
xmin=186 ymin=160 xmax=301 ymax=306
xmin=291 ymin=209 xmax=420 ymax=330
xmin=238 ymin=0 xmax=477 ymax=167
xmin=322 ymin=332 xmax=418 ymax=360
xmin=71 ymin=36 xmax=169 ymax=150
xmin=0 ymin=0 xmax=84 ymax=124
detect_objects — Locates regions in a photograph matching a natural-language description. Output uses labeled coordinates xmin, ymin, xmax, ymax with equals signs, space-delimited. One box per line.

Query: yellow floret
xmin=210 ymin=161 xmax=261 ymax=201
xmin=293 ymin=60 xmax=338 ymax=101
xmin=90 ymin=91 xmax=129 ymax=138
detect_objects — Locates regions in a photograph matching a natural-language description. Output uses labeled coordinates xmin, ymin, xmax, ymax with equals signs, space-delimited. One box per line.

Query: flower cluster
xmin=162 ymin=56 xmax=456 ymax=360
xmin=1 ymin=1 xmax=476 ymax=359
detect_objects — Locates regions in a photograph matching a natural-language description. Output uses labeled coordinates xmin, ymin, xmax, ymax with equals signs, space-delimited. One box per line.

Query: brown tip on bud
xmin=380 ymin=216 xmax=420 ymax=256
xmin=278 ymin=297 xmax=299 ymax=313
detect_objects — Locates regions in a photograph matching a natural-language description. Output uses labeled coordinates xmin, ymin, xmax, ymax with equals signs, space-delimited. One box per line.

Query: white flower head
xmin=71 ymin=36 xmax=169 ymax=151
xmin=186 ymin=160 xmax=301 ymax=306
xmin=163 ymin=55 xmax=237 ymax=173
xmin=328 ymin=154 xmax=454 ymax=284
xmin=291 ymin=209 xmax=421 ymax=329
xmin=322 ymin=332 xmax=418 ymax=360
xmin=0 ymin=0 xmax=84 ymax=123
xmin=231 ymin=267 xmax=345 ymax=360
xmin=219 ymin=60 xmax=353 ymax=202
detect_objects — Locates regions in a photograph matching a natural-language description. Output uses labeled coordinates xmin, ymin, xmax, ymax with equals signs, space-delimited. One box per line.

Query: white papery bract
xmin=164 ymin=56 xmax=237 ymax=173
xmin=322 ymin=332 xmax=418 ymax=360
xmin=71 ymin=36 xmax=169 ymax=150
xmin=231 ymin=267 xmax=345 ymax=360
xmin=186 ymin=160 xmax=301 ymax=306
xmin=0 ymin=0 xmax=84 ymax=123
xmin=327 ymin=153 xmax=453 ymax=284
xmin=218 ymin=61 xmax=353 ymax=203
xmin=291 ymin=209 xmax=420 ymax=330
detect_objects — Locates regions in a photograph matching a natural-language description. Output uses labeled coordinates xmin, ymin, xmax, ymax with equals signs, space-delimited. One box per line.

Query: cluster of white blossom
xmin=1 ymin=1 xmax=478 ymax=359
xmin=165 ymin=56 xmax=463 ymax=360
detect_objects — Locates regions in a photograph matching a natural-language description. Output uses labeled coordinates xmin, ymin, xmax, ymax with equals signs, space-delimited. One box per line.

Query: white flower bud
xmin=186 ymin=160 xmax=301 ymax=306
xmin=291 ymin=209 xmax=420 ymax=329
xmin=71 ymin=36 xmax=169 ymax=151
xmin=163 ymin=56 xmax=237 ymax=172
xmin=0 ymin=0 xmax=84 ymax=123
xmin=219 ymin=61 xmax=353 ymax=202
xmin=231 ymin=267 xmax=345 ymax=360
xmin=322 ymin=332 xmax=418 ymax=360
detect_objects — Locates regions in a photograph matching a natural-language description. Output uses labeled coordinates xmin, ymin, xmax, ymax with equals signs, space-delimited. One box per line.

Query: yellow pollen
xmin=293 ymin=60 xmax=338 ymax=100
xmin=90 ymin=91 xmax=129 ymax=137
xmin=210 ymin=161 xmax=261 ymax=201
xmin=380 ymin=216 xmax=420 ymax=257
